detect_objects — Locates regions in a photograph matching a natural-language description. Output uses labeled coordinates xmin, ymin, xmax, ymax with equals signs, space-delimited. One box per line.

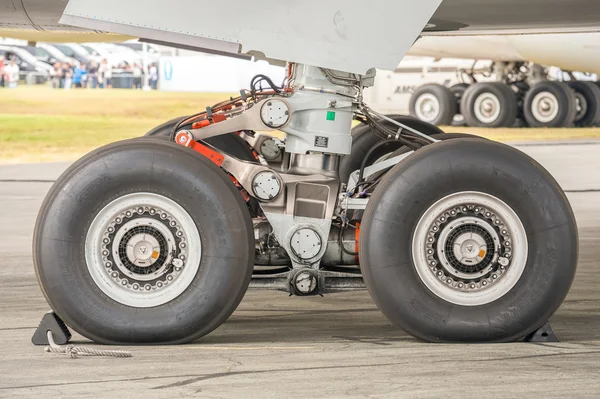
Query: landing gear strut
xmin=33 ymin=62 xmax=577 ymax=344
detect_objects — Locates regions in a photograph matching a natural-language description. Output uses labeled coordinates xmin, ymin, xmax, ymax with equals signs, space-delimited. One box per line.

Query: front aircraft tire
xmin=359 ymin=138 xmax=577 ymax=342
xmin=33 ymin=138 xmax=255 ymax=344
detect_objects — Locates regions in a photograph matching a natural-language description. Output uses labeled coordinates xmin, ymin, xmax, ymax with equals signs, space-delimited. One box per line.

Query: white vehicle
xmin=79 ymin=42 xmax=140 ymax=67
xmin=400 ymin=33 xmax=600 ymax=127
xmin=0 ymin=44 xmax=52 ymax=77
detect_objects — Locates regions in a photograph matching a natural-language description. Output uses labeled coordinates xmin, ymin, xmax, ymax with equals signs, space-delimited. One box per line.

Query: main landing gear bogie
xmin=33 ymin=63 xmax=578 ymax=345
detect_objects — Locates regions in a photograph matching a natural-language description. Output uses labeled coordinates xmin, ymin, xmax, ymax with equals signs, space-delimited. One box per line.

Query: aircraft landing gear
xmin=33 ymin=62 xmax=578 ymax=344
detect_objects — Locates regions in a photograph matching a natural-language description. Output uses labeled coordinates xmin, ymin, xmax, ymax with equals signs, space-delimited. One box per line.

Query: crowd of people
xmin=51 ymin=59 xmax=159 ymax=90
xmin=0 ymin=56 xmax=21 ymax=88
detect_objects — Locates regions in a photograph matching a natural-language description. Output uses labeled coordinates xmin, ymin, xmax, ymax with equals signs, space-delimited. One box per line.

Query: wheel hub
xmin=85 ymin=193 xmax=201 ymax=308
xmin=531 ymin=91 xmax=559 ymax=123
xmin=473 ymin=93 xmax=501 ymax=123
xmin=412 ymin=191 xmax=528 ymax=306
xmin=415 ymin=93 xmax=440 ymax=122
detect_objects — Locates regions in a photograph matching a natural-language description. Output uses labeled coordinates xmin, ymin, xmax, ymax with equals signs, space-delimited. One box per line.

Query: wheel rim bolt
xmin=502 ymin=229 xmax=507 ymax=235
xmin=482 ymin=281 xmax=488 ymax=286
xmin=126 ymin=211 xmax=132 ymax=217
xmin=133 ymin=284 xmax=139 ymax=290
xmin=105 ymin=262 xmax=111 ymax=268
xmin=145 ymin=284 xmax=152 ymax=291
xmin=485 ymin=212 xmax=491 ymax=217
xmin=470 ymin=283 xmax=476 ymax=289
xmin=432 ymin=226 xmax=438 ymax=232
xmin=112 ymin=272 xmax=118 ymax=278
xmin=103 ymin=238 xmax=110 ymax=244
xmin=138 ymin=207 xmax=144 ymax=213
xmin=116 ymin=218 xmax=122 ymax=224
xmin=492 ymin=274 xmax=497 ymax=279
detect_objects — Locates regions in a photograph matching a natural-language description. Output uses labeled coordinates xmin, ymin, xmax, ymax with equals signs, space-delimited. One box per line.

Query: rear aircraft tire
xmin=409 ymin=84 xmax=455 ymax=126
xmin=145 ymin=115 xmax=256 ymax=161
xmin=449 ymin=83 xmax=470 ymax=126
xmin=359 ymin=138 xmax=577 ymax=342
xmin=33 ymin=138 xmax=255 ymax=344
xmin=339 ymin=115 xmax=444 ymax=183
xmin=523 ymin=81 xmax=577 ymax=127
xmin=567 ymin=81 xmax=600 ymax=127
xmin=461 ymin=82 xmax=517 ymax=127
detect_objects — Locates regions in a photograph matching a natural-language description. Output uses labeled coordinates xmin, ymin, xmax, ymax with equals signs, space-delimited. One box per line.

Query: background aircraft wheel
xmin=145 ymin=115 xmax=256 ymax=161
xmin=449 ymin=83 xmax=469 ymax=126
xmin=409 ymin=84 xmax=455 ymax=126
xmin=523 ymin=81 xmax=577 ymax=127
xmin=567 ymin=81 xmax=600 ymax=127
xmin=339 ymin=115 xmax=444 ymax=183
xmin=359 ymin=138 xmax=577 ymax=342
xmin=460 ymin=82 xmax=517 ymax=127
xmin=33 ymin=138 xmax=254 ymax=344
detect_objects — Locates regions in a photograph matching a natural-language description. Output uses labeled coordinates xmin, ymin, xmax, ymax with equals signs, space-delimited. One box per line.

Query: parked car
xmin=13 ymin=45 xmax=63 ymax=66
xmin=37 ymin=43 xmax=77 ymax=64
xmin=0 ymin=45 xmax=52 ymax=80
xmin=48 ymin=43 xmax=93 ymax=65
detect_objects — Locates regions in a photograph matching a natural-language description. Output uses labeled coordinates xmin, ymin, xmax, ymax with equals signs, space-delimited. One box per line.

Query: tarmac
xmin=1 ymin=140 xmax=600 ymax=398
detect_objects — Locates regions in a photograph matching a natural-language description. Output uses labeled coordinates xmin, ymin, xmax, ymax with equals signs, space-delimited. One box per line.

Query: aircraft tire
xmin=461 ymin=82 xmax=517 ymax=127
xmin=523 ymin=81 xmax=577 ymax=127
xmin=567 ymin=81 xmax=600 ymax=127
xmin=33 ymin=138 xmax=255 ymax=344
xmin=409 ymin=84 xmax=456 ymax=126
xmin=359 ymin=138 xmax=578 ymax=342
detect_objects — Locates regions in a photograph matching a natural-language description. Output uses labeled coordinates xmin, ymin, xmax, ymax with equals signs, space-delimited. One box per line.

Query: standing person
xmin=4 ymin=58 xmax=20 ymax=89
xmin=87 ymin=61 xmax=98 ymax=88
xmin=72 ymin=63 xmax=87 ymax=88
xmin=104 ymin=59 xmax=113 ymax=89
xmin=63 ymin=59 xmax=75 ymax=90
xmin=0 ymin=56 xmax=5 ymax=88
xmin=149 ymin=63 xmax=158 ymax=90
xmin=98 ymin=59 xmax=112 ymax=89
xmin=51 ymin=62 xmax=61 ymax=89
xmin=132 ymin=63 xmax=142 ymax=89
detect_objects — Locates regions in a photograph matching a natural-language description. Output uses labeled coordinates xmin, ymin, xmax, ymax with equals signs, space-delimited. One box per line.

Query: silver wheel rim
xmin=412 ymin=191 xmax=528 ymax=306
xmin=415 ymin=93 xmax=441 ymax=123
xmin=473 ymin=92 xmax=501 ymax=124
xmin=85 ymin=193 xmax=201 ymax=308
xmin=531 ymin=91 xmax=559 ymax=123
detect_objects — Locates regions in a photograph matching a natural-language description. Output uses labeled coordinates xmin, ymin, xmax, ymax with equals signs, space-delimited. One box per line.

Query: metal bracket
xmin=32 ymin=312 xmax=72 ymax=346
xmin=523 ymin=321 xmax=559 ymax=342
